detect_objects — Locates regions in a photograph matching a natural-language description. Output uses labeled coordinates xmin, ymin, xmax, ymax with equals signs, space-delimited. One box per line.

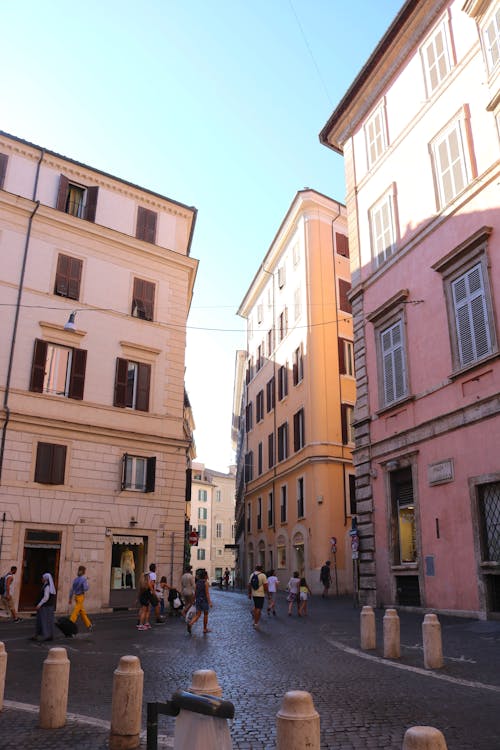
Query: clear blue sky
xmin=2 ymin=0 xmax=403 ymax=471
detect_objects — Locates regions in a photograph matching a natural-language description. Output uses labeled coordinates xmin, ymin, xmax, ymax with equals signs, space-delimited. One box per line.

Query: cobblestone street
xmin=0 ymin=590 xmax=499 ymax=748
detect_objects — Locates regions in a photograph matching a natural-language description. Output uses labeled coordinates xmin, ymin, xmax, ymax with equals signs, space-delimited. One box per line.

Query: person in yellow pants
xmin=69 ymin=565 xmax=93 ymax=631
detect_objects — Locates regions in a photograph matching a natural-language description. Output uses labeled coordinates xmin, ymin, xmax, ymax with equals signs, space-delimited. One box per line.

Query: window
xmin=131 ymin=278 xmax=155 ymax=321
xmin=483 ymin=6 xmax=500 ymax=73
xmin=257 ymin=303 xmax=264 ymax=324
xmin=277 ymin=422 xmax=288 ymax=462
xmin=420 ymin=18 xmax=453 ymax=95
xmin=136 ymin=206 xmax=157 ymax=243
xmin=293 ymin=409 xmax=305 ymax=451
xmin=267 ymin=329 xmax=274 ymax=357
xmin=247 ymin=502 xmax=251 ymax=532
xmin=478 ymin=482 xmax=500 ymax=562
xmin=431 ymin=115 xmax=472 ymax=208
xmin=257 ymin=497 xmax=262 ymax=530
xmin=197 ymin=548 xmax=206 ymax=560
xmin=339 ymin=279 xmax=352 ymax=313
xmin=198 ymin=489 xmax=208 ymax=502
xmin=256 ymin=343 xmax=264 ymax=371
xmin=390 ymin=467 xmax=416 ymax=564
xmin=245 ymin=401 xmax=253 ymax=432
xmin=198 ymin=507 xmax=208 ymax=520
xmin=56 ymin=175 xmax=98 ymax=222
xmin=256 ymin=390 xmax=264 ymax=422
xmin=266 ymin=377 xmax=275 ymax=412
xmin=336 ymin=232 xmax=349 ymax=258
xmin=268 ymin=491 xmax=274 ymax=527
xmin=122 ymin=454 xmax=156 ymax=492
xmin=280 ymin=486 xmax=287 ymax=523
xmin=341 ymin=404 xmax=355 ymax=445
xmin=338 ymin=338 xmax=354 ymax=376
xmin=54 ymin=254 xmax=83 ymax=300
xmin=433 ymin=227 xmax=497 ymax=372
xmin=364 ymin=101 xmax=387 ymax=167
xmin=277 ymin=543 xmax=286 ymax=568
xmin=0 ymin=153 xmax=8 ymax=189
xmin=216 ymin=522 xmax=223 ymax=538
xmin=258 ymin=442 xmax=263 ymax=476
xmin=278 ymin=308 xmax=288 ymax=342
xmin=349 ymin=474 xmax=356 ymax=516
xmin=114 ymin=358 xmax=151 ymax=411
xmin=294 ymin=287 xmax=302 ymax=322
xmin=268 ymin=433 xmax=274 ymax=469
xmin=30 ymin=340 xmax=87 ymax=400
xmin=278 ymin=365 xmax=288 ymax=400
xmin=370 ymin=190 xmax=397 ymax=267
xmin=297 ymin=477 xmax=305 ymax=518
xmin=198 ymin=524 xmax=207 ymax=540
xmin=278 ymin=264 xmax=286 ymax=289
xmin=34 ymin=442 xmax=66 ymax=485
xmin=293 ymin=345 xmax=304 ymax=385
xmin=380 ymin=320 xmax=408 ymax=407
xmin=245 ymin=451 xmax=253 ymax=482
xmin=215 ymin=489 xmax=221 ymax=502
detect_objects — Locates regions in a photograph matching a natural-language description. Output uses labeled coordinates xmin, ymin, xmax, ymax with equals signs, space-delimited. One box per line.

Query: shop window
xmin=110 ymin=536 xmax=145 ymax=590
xmin=390 ymin=467 xmax=417 ymax=565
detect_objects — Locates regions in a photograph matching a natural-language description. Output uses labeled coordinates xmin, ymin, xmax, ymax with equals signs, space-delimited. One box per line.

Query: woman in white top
xmin=287 ymin=571 xmax=301 ymax=616
xmin=266 ymin=569 xmax=279 ymax=616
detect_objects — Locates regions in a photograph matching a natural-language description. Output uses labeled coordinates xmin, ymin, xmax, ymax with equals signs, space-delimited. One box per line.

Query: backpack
xmin=250 ymin=572 xmax=260 ymax=590
xmin=0 ymin=576 xmax=6 ymax=596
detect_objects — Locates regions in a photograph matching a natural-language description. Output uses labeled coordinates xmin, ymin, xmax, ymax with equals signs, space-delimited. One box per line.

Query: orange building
xmin=235 ymin=189 xmax=356 ymax=594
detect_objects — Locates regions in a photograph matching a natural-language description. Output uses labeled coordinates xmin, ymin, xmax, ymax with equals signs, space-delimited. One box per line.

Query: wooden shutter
xmin=85 ymin=186 xmax=98 ymax=222
xmin=382 ymin=321 xmax=406 ymax=405
xmin=136 ymin=363 xmax=151 ymax=412
xmin=336 ymin=232 xmax=349 ymax=258
xmin=35 ymin=443 xmax=66 ymax=484
xmin=136 ymin=206 xmax=157 ymax=243
xmin=146 ymin=457 xmax=156 ymax=493
xmin=339 ymin=279 xmax=352 ymax=313
xmin=68 ymin=348 xmax=87 ymax=400
xmin=341 ymin=404 xmax=348 ymax=444
xmin=52 ymin=444 xmax=67 ymax=484
xmin=453 ymin=264 xmax=491 ymax=366
xmin=268 ymin=433 xmax=274 ymax=468
xmin=114 ymin=358 xmax=129 ymax=407
xmin=68 ymin=257 xmax=83 ymax=300
xmin=338 ymin=337 xmax=346 ymax=374
xmin=294 ymin=412 xmax=300 ymax=452
xmin=56 ymin=175 xmax=70 ymax=212
xmin=0 ymin=153 xmax=8 ymax=189
xmin=121 ymin=454 xmax=128 ymax=490
xmin=55 ymin=254 xmax=82 ymax=300
xmin=185 ymin=468 xmax=192 ymax=502
xmin=132 ymin=278 xmax=155 ymax=320
xmin=30 ymin=339 xmax=47 ymax=392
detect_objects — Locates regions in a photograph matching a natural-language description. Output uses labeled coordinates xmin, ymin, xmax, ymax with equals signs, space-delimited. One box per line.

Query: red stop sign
xmin=189 ymin=531 xmax=199 ymax=545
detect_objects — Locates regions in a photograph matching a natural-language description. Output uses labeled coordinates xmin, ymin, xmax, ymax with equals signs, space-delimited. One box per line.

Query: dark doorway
xmin=19 ymin=530 xmax=61 ymax=611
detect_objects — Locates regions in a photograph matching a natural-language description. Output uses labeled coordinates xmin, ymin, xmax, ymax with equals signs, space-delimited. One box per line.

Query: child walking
xmin=298 ymin=576 xmax=312 ymax=617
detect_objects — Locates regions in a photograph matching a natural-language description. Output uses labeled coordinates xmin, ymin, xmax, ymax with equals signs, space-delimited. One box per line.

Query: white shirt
xmin=267 ymin=575 xmax=278 ymax=593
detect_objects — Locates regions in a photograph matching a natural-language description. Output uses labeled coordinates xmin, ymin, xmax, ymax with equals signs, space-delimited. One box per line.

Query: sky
xmin=2 ymin=0 xmax=403 ymax=472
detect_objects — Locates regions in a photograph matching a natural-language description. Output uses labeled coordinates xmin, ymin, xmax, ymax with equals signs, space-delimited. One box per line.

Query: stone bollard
xmin=0 ymin=642 xmax=7 ymax=711
xmin=39 ymin=647 xmax=70 ymax=729
xmin=109 ymin=655 xmax=144 ymax=750
xmin=189 ymin=668 xmax=223 ymax=697
xmin=383 ymin=608 xmax=400 ymax=659
xmin=403 ymin=725 xmax=448 ymax=749
xmin=422 ymin=613 xmax=443 ymax=669
xmin=276 ymin=690 xmax=320 ymax=750
xmin=360 ymin=605 xmax=376 ymax=650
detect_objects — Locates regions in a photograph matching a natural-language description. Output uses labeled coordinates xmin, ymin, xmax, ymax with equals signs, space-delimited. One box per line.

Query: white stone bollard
xmin=422 ymin=614 xmax=443 ymax=669
xmin=276 ymin=690 xmax=320 ymax=750
xmin=109 ymin=655 xmax=144 ymax=750
xmin=0 ymin=642 xmax=7 ymax=711
xmin=383 ymin=608 xmax=400 ymax=659
xmin=360 ymin=605 xmax=376 ymax=650
xmin=403 ymin=725 xmax=448 ymax=749
xmin=39 ymin=647 xmax=70 ymax=729
xmin=189 ymin=668 xmax=223 ymax=697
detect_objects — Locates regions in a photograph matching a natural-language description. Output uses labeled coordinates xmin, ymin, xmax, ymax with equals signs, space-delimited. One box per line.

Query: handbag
xmin=173 ymin=596 xmax=182 ymax=609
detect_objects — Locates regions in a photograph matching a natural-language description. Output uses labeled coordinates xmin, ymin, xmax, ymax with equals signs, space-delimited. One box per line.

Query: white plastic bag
xmin=186 ymin=605 xmax=196 ymax=623
xmin=173 ymin=596 xmax=182 ymax=609
xmin=174 ymin=710 xmax=232 ymax=749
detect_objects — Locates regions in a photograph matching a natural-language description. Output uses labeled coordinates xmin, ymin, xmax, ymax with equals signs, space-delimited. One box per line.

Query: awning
xmin=112 ymin=535 xmax=144 ymax=545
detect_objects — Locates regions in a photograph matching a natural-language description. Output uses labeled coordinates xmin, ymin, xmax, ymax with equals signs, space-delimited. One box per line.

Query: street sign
xmin=188 ymin=530 xmax=199 ymax=546
xmin=330 ymin=536 xmax=337 ymax=553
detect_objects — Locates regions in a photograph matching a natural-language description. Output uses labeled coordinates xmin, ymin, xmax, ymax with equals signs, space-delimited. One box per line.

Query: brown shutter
xmin=85 ymin=186 xmax=98 ymax=222
xmin=35 ymin=442 xmax=53 ymax=483
xmin=67 ymin=257 xmax=83 ymax=300
xmin=338 ymin=338 xmax=346 ymax=375
xmin=52 ymin=444 xmax=67 ymax=484
xmin=146 ymin=457 xmax=156 ymax=493
xmin=136 ymin=363 xmax=151 ymax=412
xmin=0 ymin=153 xmax=8 ymax=189
xmin=143 ymin=280 xmax=155 ymax=320
xmin=336 ymin=232 xmax=350 ymax=258
xmin=114 ymin=358 xmax=129 ymax=407
xmin=56 ymin=175 xmax=70 ymax=212
xmin=55 ymin=254 xmax=69 ymax=296
xmin=339 ymin=279 xmax=352 ymax=313
xmin=68 ymin=348 xmax=87 ymax=400
xmin=30 ymin=339 xmax=47 ymax=392
xmin=293 ymin=412 xmax=299 ymax=452
xmin=341 ymin=404 xmax=348 ymax=444
xmin=144 ymin=209 xmax=157 ymax=244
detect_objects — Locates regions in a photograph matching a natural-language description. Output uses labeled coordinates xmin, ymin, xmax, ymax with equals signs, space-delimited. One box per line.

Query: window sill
xmin=376 ymin=394 xmax=415 ymax=417
xmin=480 ymin=561 xmax=500 ymax=570
xmin=391 ymin=564 xmax=418 ymax=572
xmin=449 ymin=351 xmax=499 ymax=381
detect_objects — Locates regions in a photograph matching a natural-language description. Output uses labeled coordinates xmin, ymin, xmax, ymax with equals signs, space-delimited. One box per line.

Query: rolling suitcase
xmin=56 ymin=616 xmax=78 ymax=638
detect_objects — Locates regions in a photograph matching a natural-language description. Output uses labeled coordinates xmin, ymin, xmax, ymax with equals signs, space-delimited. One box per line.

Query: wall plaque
xmin=428 ymin=459 xmax=454 ymax=486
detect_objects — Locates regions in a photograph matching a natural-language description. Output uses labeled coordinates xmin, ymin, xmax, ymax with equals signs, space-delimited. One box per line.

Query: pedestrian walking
xmin=287 ymin=571 xmax=301 ymax=616
xmin=157 ymin=576 xmax=170 ymax=616
xmin=248 ymin=564 xmax=268 ymax=630
xmin=147 ymin=563 xmax=163 ymax=623
xmin=320 ymin=560 xmax=332 ymax=598
xmin=187 ymin=568 xmax=212 ymax=634
xmin=137 ymin=572 xmax=155 ymax=630
xmin=68 ymin=565 xmax=93 ymax=631
xmin=223 ymin=567 xmax=230 ymax=589
xmin=180 ymin=564 xmax=195 ymax=618
xmin=31 ymin=573 xmax=56 ymax=641
xmin=266 ymin=569 xmax=279 ymax=616
xmin=298 ymin=576 xmax=312 ymax=617
xmin=1 ymin=566 xmax=22 ymax=622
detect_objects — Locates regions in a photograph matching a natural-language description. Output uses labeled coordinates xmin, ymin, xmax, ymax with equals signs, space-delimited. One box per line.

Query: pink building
xmin=321 ymin=0 xmax=500 ymax=617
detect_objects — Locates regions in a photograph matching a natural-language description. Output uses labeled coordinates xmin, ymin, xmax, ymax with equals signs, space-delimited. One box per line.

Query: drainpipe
xmin=0 ymin=148 xmax=44 ymax=485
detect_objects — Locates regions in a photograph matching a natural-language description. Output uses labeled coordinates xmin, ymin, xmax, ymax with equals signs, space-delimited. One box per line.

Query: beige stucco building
xmin=235 ymin=189 xmax=356 ymax=594
xmin=0 ymin=131 xmax=198 ymax=613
